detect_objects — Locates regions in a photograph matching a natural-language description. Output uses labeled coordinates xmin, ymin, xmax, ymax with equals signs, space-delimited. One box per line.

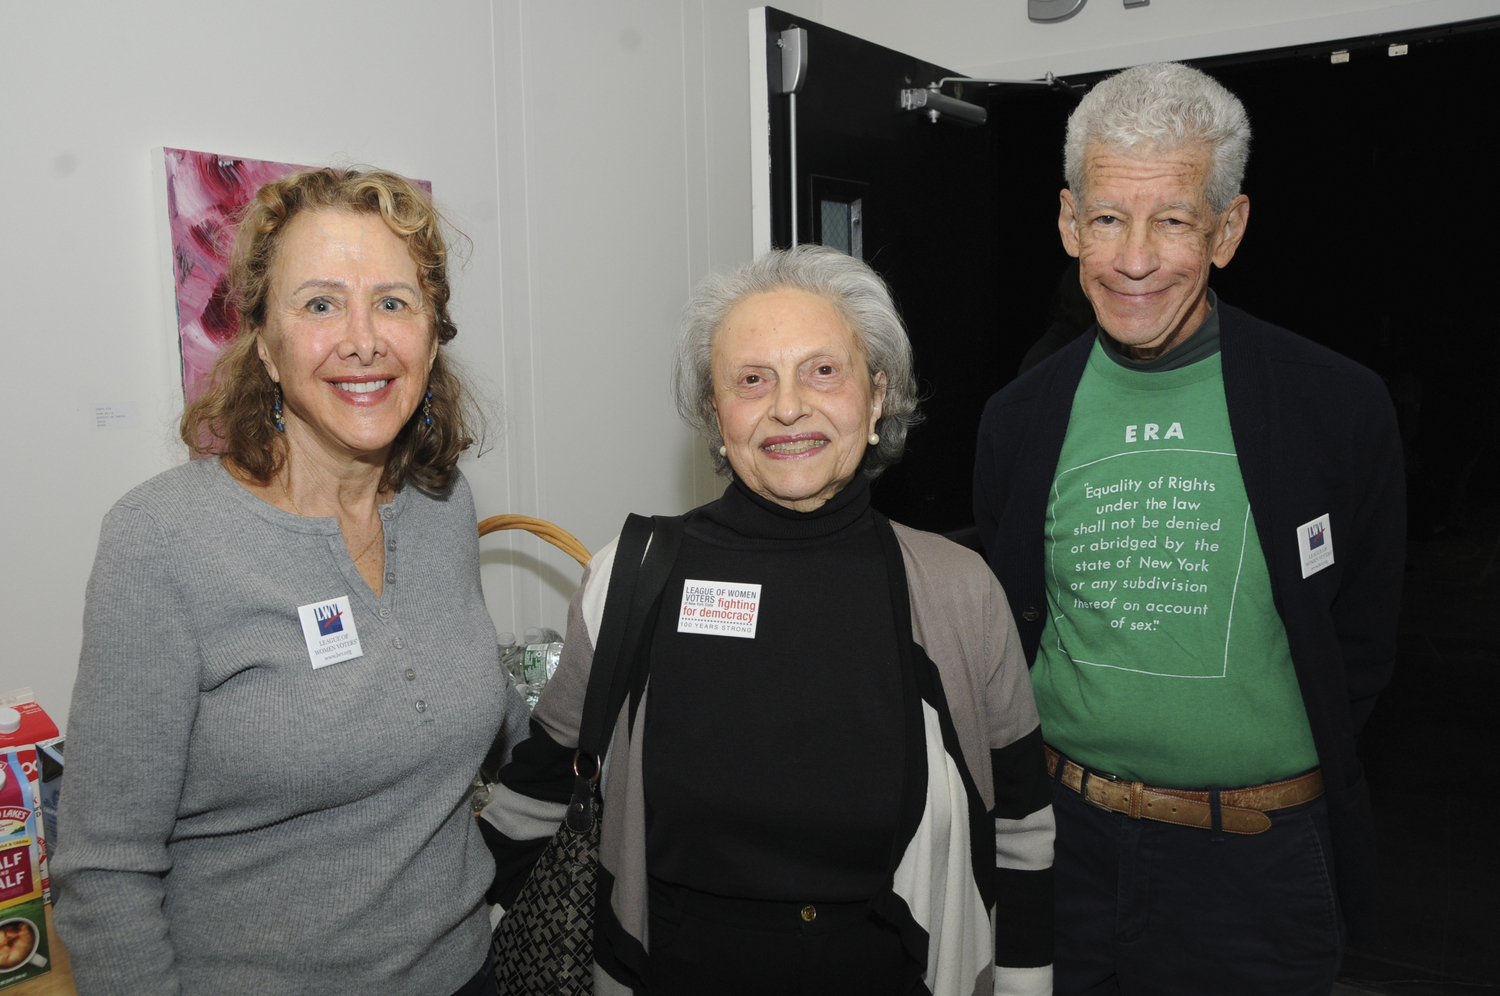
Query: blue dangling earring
xmin=423 ymin=391 xmax=433 ymax=426
xmin=272 ymin=385 xmax=286 ymax=433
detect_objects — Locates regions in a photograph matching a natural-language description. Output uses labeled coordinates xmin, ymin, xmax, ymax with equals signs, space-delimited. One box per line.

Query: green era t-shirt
xmin=1030 ymin=340 xmax=1319 ymax=788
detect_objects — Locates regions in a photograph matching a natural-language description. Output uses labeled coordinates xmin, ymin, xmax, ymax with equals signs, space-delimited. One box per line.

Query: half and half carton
xmin=0 ymin=750 xmax=49 ymax=988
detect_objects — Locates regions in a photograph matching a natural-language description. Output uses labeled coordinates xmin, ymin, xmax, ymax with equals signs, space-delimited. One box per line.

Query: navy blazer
xmin=973 ymin=302 xmax=1405 ymax=941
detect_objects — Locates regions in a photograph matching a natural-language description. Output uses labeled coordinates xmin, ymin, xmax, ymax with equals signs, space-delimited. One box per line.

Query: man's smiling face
xmin=1058 ymin=143 xmax=1249 ymax=359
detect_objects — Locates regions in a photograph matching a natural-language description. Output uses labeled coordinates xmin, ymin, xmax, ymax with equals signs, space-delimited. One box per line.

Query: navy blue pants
xmin=1052 ymin=775 xmax=1345 ymax=996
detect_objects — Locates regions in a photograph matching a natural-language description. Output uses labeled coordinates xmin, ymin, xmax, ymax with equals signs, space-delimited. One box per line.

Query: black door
xmin=760 ymin=7 xmax=1018 ymax=541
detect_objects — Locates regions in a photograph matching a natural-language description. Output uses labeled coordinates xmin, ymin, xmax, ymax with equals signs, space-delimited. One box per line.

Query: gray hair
xmin=672 ymin=245 xmax=922 ymax=478
xmin=1064 ymin=62 xmax=1252 ymax=214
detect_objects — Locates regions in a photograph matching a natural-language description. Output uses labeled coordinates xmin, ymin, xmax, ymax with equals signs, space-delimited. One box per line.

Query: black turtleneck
xmin=643 ymin=472 xmax=905 ymax=902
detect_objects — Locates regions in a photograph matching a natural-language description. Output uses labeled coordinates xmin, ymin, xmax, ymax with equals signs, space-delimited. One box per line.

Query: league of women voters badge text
xmin=677 ymin=580 xmax=762 ymax=638
xmin=296 ymin=595 xmax=364 ymax=669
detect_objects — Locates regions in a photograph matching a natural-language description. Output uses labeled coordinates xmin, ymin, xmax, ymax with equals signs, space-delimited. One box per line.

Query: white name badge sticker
xmin=677 ymin=579 xmax=762 ymax=639
xmin=296 ymin=595 xmax=365 ymax=669
xmin=1296 ymin=513 xmax=1335 ymax=578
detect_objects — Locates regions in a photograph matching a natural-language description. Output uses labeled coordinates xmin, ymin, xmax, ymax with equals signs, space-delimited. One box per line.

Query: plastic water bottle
xmin=520 ymin=642 xmax=564 ymax=710
xmin=498 ymin=633 xmax=529 ymax=692
xmin=501 ymin=630 xmax=564 ymax=710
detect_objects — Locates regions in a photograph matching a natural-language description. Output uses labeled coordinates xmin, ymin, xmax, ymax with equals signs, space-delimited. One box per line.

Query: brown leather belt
xmin=1045 ymin=745 xmax=1323 ymax=835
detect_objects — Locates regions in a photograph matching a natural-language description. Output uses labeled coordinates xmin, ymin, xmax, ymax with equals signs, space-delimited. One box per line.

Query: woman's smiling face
xmin=711 ymin=289 xmax=885 ymax=512
xmin=255 ymin=209 xmax=438 ymax=466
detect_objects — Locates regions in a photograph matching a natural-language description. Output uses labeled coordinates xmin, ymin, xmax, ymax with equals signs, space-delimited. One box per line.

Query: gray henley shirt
xmin=54 ymin=458 xmax=528 ymax=996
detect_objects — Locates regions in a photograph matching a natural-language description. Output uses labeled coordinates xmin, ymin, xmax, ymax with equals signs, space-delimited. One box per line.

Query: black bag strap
xmin=576 ymin=513 xmax=685 ymax=763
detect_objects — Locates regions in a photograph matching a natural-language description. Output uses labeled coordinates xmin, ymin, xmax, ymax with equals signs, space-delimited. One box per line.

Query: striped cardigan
xmin=481 ymin=516 xmax=1054 ymax=996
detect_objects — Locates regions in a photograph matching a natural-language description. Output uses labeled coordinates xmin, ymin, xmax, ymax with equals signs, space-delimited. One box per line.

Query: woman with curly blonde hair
xmin=55 ymin=168 xmax=526 ymax=996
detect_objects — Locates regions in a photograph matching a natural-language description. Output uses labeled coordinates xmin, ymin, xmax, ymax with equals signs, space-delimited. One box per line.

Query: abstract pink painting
xmin=160 ymin=149 xmax=432 ymax=406
xmin=161 ymin=149 xmax=307 ymax=406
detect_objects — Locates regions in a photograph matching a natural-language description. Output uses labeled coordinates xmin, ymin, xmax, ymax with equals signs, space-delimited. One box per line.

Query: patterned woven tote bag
xmin=492 ymin=775 xmax=600 ymax=995
xmin=490 ymin=513 xmax=684 ymax=996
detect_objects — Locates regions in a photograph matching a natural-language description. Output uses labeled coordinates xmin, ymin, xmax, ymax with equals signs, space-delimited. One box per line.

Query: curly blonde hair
xmin=180 ymin=167 xmax=482 ymax=492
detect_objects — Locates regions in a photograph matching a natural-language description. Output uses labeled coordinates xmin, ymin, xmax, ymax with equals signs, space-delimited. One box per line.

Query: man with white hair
xmin=973 ymin=63 xmax=1404 ymax=994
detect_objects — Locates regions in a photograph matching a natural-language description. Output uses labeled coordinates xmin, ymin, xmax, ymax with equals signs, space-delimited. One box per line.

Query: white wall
xmin=0 ymin=0 xmax=821 ymax=732
xmin=484 ymin=0 xmax=815 ymax=639
xmin=820 ymin=0 xmax=1500 ymax=78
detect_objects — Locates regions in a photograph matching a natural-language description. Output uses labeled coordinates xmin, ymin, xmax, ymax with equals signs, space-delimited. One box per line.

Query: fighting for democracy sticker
xmin=297 ymin=595 xmax=365 ymax=669
xmin=677 ymin=579 xmax=762 ymax=639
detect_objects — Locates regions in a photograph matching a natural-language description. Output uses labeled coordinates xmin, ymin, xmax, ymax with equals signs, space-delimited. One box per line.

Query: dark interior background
xmin=1192 ymin=26 xmax=1500 ymax=990
xmin=770 ymin=9 xmax=1500 ymax=990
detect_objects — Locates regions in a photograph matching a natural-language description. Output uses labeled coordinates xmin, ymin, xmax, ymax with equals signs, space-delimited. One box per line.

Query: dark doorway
xmin=762 ymin=9 xmax=1500 ymax=989
xmin=763 ymin=7 xmax=1005 ymax=538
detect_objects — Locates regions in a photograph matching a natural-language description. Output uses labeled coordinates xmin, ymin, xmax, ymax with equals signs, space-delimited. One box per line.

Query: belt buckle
xmin=1077 ymin=765 xmax=1118 ymax=812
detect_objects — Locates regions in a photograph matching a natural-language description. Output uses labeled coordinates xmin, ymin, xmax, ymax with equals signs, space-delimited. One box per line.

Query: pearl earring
xmin=719 ymin=445 xmax=728 ymax=457
xmin=868 ymin=432 xmax=880 ymax=446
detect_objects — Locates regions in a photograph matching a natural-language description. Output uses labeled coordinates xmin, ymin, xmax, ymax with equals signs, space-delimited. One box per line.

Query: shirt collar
xmin=1097 ymin=288 xmax=1221 ymax=373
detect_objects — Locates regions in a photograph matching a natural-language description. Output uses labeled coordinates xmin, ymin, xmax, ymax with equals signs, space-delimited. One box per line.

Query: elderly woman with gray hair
xmin=483 ymin=246 xmax=1054 ymax=996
